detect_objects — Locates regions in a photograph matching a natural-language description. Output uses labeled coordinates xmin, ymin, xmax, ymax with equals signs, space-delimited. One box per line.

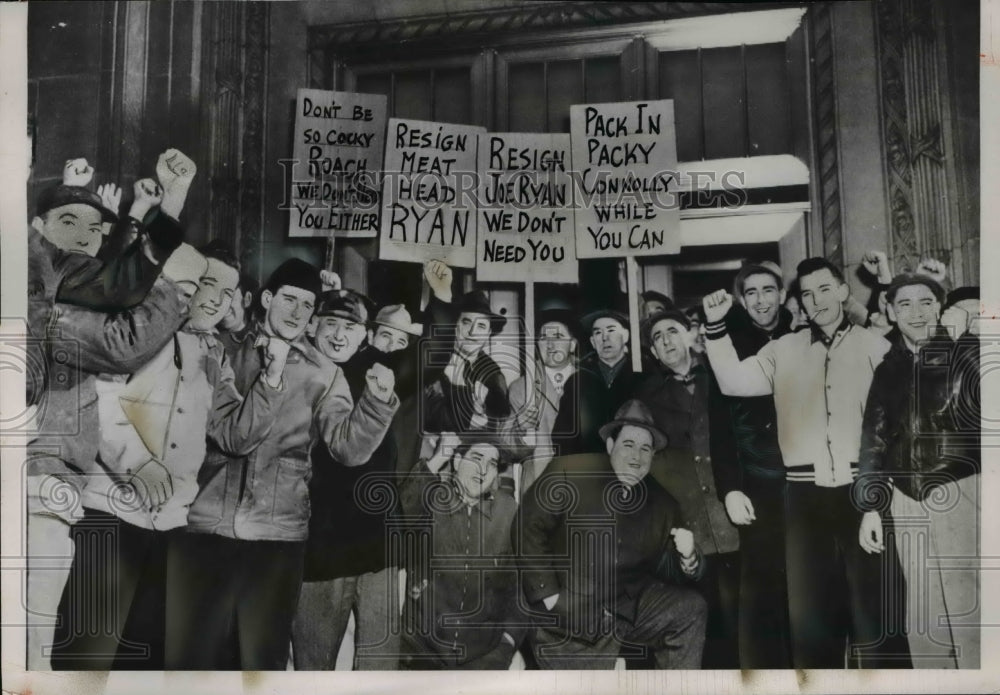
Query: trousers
xmin=164 ymin=532 xmax=305 ymax=670
xmin=784 ymin=483 xmax=911 ymax=668
xmin=291 ymin=567 xmax=400 ymax=670
xmin=532 ymin=581 xmax=707 ymax=670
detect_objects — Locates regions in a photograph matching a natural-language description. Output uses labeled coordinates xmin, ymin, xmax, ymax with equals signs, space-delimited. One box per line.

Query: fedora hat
xmin=373 ymin=304 xmax=423 ymax=336
xmin=456 ymin=290 xmax=506 ymax=335
xmin=598 ymin=399 xmax=668 ymax=450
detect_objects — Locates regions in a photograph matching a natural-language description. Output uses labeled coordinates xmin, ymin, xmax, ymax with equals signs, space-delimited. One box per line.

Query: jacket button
xmin=694 ymin=455 xmax=701 ymax=463
xmin=177 ymin=407 xmax=184 ymax=414
xmin=170 ymin=443 xmax=177 ymax=449
xmin=701 ymin=485 xmax=710 ymax=493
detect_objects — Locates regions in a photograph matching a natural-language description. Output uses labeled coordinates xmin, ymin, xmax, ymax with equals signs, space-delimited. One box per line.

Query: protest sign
xmin=287 ymin=89 xmax=387 ymax=238
xmin=477 ymin=133 xmax=577 ymax=283
xmin=379 ymin=118 xmax=485 ymax=268
xmin=570 ymin=100 xmax=681 ymax=258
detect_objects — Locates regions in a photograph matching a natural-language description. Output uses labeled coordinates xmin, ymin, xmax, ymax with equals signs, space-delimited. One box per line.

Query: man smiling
xmin=702 ymin=257 xmax=909 ymax=668
xmin=709 ymin=260 xmax=794 ymax=668
xmin=167 ymin=259 xmax=398 ymax=670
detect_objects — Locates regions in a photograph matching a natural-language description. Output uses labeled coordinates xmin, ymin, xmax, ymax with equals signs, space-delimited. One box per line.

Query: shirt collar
xmin=247 ymin=321 xmax=324 ymax=368
xmin=544 ymin=363 xmax=575 ymax=387
xmin=597 ymin=355 xmax=627 ymax=385
xmin=180 ymin=324 xmax=219 ymax=348
xmin=445 ymin=477 xmax=496 ymax=518
xmin=809 ymin=314 xmax=852 ymax=346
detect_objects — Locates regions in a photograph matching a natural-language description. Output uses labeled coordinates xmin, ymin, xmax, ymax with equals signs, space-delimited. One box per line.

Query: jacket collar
xmin=809 ymin=314 xmax=852 ymax=346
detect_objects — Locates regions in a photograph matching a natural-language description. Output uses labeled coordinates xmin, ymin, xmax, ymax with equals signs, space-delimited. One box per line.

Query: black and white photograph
xmin=0 ymin=1 xmax=996 ymax=693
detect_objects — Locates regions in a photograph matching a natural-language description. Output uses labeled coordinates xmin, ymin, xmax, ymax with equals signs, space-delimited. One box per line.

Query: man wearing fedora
xmin=421 ymin=260 xmax=511 ymax=436
xmin=507 ymin=299 xmax=583 ymax=491
xmin=635 ymin=308 xmax=740 ymax=668
xmin=293 ymin=289 xmax=404 ymax=670
xmin=516 ymin=400 xmax=708 ymax=669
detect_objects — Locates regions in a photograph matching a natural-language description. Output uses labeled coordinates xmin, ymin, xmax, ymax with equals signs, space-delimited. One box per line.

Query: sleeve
xmin=477 ymin=355 xmax=512 ymax=421
xmin=655 ymin=504 xmax=706 ymax=584
xmin=316 ymin=366 xmax=400 ymax=467
xmin=703 ymin=323 xmax=776 ymax=397
xmin=55 ymin=213 xmax=184 ymax=311
xmin=512 ymin=469 xmax=566 ymax=604
xmin=206 ymin=347 xmax=281 ymax=457
xmin=47 ymin=276 xmax=190 ymax=375
xmin=707 ymin=371 xmax=743 ymax=500
xmin=854 ymin=369 xmax=893 ymax=513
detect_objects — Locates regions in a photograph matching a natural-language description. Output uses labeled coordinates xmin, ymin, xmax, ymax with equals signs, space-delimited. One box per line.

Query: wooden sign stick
xmin=627 ymin=256 xmax=642 ymax=374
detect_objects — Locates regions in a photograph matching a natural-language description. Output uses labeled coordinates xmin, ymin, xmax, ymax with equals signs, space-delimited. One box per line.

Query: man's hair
xmin=452 ymin=441 xmax=511 ymax=473
xmin=237 ymin=272 xmax=259 ymax=297
xmin=796 ymin=257 xmax=844 ymax=286
xmin=198 ymin=240 xmax=241 ymax=272
xmin=734 ymin=261 xmax=784 ymax=296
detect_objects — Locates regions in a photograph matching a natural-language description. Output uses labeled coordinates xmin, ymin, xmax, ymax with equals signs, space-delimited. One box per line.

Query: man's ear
xmin=885 ymin=302 xmax=897 ymax=325
xmin=367 ymin=328 xmax=376 ymax=344
xmin=260 ymin=289 xmax=273 ymax=311
xmin=242 ymin=291 xmax=253 ymax=309
xmin=31 ymin=216 xmax=45 ymax=234
xmin=736 ymin=292 xmax=747 ymax=309
xmin=568 ymin=338 xmax=577 ymax=355
xmin=836 ymin=282 xmax=850 ymax=303
xmin=779 ymin=288 xmax=787 ymax=305
xmin=589 ymin=334 xmax=599 ymax=352
xmin=306 ymin=315 xmax=318 ymax=339
xmin=606 ymin=437 xmax=615 ymax=455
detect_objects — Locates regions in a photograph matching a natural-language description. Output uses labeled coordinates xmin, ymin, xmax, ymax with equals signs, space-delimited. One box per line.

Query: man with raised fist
xmin=166 ymin=259 xmax=398 ymax=670
xmin=701 ymin=257 xmax=910 ymax=669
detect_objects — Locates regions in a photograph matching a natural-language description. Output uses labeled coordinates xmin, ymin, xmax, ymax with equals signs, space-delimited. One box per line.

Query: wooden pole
xmin=627 ymin=256 xmax=642 ymax=374
xmin=324 ymin=234 xmax=336 ymax=273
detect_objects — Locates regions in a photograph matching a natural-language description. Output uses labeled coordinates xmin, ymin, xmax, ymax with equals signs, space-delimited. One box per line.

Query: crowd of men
xmin=25 ymin=151 xmax=981 ymax=671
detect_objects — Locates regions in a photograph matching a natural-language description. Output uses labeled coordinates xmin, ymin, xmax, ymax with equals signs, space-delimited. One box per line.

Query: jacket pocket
xmin=270 ymin=457 xmax=311 ymax=532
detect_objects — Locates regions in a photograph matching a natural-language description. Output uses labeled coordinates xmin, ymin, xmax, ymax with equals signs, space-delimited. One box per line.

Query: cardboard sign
xmin=379 ymin=118 xmax=485 ymax=268
xmin=476 ymin=133 xmax=578 ymax=283
xmin=287 ymin=89 xmax=387 ymax=238
xmin=570 ymin=100 xmax=681 ymax=258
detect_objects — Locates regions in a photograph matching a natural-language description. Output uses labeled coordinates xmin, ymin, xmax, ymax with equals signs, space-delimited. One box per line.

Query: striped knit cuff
xmin=704 ymin=320 xmax=728 ymax=341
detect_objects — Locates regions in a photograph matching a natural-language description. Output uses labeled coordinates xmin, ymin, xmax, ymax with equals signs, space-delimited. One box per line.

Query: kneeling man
xmin=516 ymin=400 xmax=707 ymax=669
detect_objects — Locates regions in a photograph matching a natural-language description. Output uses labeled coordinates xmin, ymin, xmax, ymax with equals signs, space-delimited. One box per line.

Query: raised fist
xmin=423 ymin=259 xmax=453 ymax=302
xmin=156 ymin=148 xmax=197 ymax=188
xmin=135 ymin=178 xmax=163 ymax=207
xmin=366 ymin=362 xmax=396 ymax=403
xmin=916 ymin=258 xmax=947 ymax=285
xmin=861 ymin=250 xmax=893 ymax=284
xmin=320 ymin=269 xmax=342 ymax=291
xmin=255 ymin=333 xmax=292 ymax=387
xmin=63 ymin=158 xmax=94 ymax=187
xmin=702 ymin=289 xmax=733 ymax=324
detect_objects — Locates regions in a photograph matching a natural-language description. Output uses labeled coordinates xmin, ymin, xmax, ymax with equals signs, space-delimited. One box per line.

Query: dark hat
xmin=734 ymin=260 xmax=784 ymax=295
xmin=35 ymin=184 xmax=117 ymax=223
xmin=642 ymin=308 xmax=692 ymax=344
xmin=264 ymin=258 xmax=322 ymax=299
xmin=944 ymin=286 xmax=979 ymax=310
xmin=456 ymin=290 xmax=506 ymax=334
xmin=885 ymin=273 xmax=946 ymax=305
xmin=315 ymin=289 xmax=374 ymax=323
xmin=598 ymin=399 xmax=668 ymax=451
xmin=640 ymin=290 xmax=675 ymax=311
xmin=581 ymin=308 xmax=630 ymax=335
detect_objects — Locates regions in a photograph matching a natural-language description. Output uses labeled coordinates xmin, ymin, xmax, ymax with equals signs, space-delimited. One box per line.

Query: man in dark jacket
xmin=516 ymin=400 xmax=707 ymax=669
xmin=398 ymin=431 xmax=526 ymax=669
xmin=571 ymin=308 xmax=641 ymax=454
xmin=421 ymin=260 xmax=511 ymax=436
xmin=856 ymin=273 xmax=980 ymax=668
xmin=635 ymin=308 xmax=740 ymax=668
xmin=709 ymin=261 xmax=794 ymax=668
xmin=292 ymin=289 xmax=402 ymax=670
